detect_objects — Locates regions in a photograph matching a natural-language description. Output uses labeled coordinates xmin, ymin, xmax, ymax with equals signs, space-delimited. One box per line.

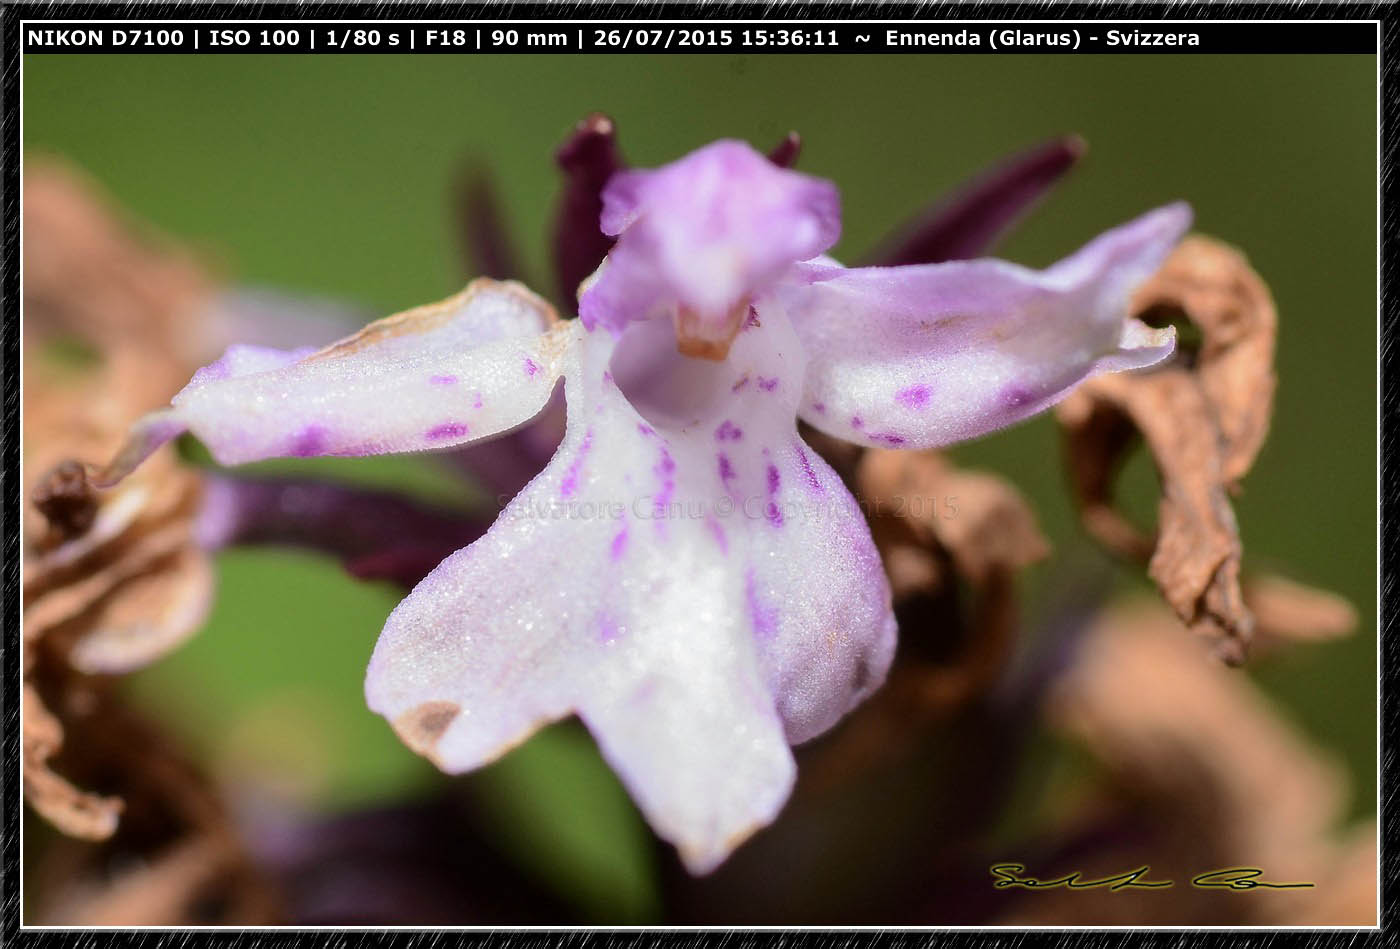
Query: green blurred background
xmin=24 ymin=53 xmax=1376 ymax=920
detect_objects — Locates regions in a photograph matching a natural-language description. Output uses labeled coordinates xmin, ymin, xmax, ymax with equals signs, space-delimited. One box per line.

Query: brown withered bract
xmin=999 ymin=599 xmax=1371 ymax=926
xmin=1243 ymin=572 xmax=1359 ymax=649
xmin=26 ymin=690 xmax=280 ymax=924
xmin=1056 ymin=235 xmax=1278 ymax=663
xmin=799 ymin=445 xmax=1051 ymax=789
xmin=22 ymin=160 xmax=219 ymax=841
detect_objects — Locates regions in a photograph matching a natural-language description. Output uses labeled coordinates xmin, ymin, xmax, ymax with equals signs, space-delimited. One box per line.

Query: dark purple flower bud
xmin=865 ymin=135 xmax=1086 ymax=266
xmin=766 ymin=132 xmax=802 ymax=169
xmin=457 ymin=163 xmax=523 ymax=281
xmin=552 ymin=113 xmax=625 ymax=306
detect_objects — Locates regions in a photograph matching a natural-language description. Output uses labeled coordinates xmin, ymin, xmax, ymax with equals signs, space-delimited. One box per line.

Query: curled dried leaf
xmin=1008 ymin=600 xmax=1373 ymax=925
xmin=23 ymin=160 xmax=220 ymax=839
xmin=858 ymin=448 xmax=1049 ymax=588
xmin=27 ymin=692 xmax=280 ymax=925
xmin=1056 ymin=235 xmax=1279 ymax=661
xmin=801 ymin=447 xmax=1049 ymax=790
xmin=1245 ymin=573 xmax=1358 ymax=646
xmin=22 ymin=685 xmax=123 ymax=840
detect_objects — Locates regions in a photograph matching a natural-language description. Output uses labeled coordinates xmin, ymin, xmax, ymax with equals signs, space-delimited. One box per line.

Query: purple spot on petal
xmin=812 ymin=401 xmax=827 ymax=415
xmin=559 ymin=428 xmax=594 ymax=499
xmin=598 ymin=613 xmax=622 ymax=644
xmin=610 ymin=527 xmax=629 ymax=562
xmin=523 ymin=357 xmax=541 ymax=378
xmin=707 ymin=516 xmax=729 ymax=554
xmin=745 ymin=570 xmax=779 ymax=640
xmin=714 ymin=420 xmax=743 ymax=442
xmin=744 ymin=306 xmax=761 ymax=329
xmin=758 ymin=377 xmax=779 ymax=392
xmin=851 ymin=415 xmax=864 ymax=430
xmin=653 ymin=446 xmax=676 ymax=515
xmin=290 ymin=425 xmax=329 ymax=457
xmin=603 ymin=370 xmax=614 ymax=385
xmin=426 ymin=422 xmax=470 ymax=441
xmin=430 ymin=374 xmax=458 ymax=386
xmin=637 ymin=423 xmax=656 ymax=437
xmin=765 ymin=464 xmax=783 ymax=526
xmin=718 ymin=453 xmax=736 ymax=487
xmin=1002 ymin=384 xmax=1036 ymax=409
xmin=472 ymin=391 xmax=484 ymax=409
xmin=895 ymin=383 xmax=933 ymax=408
xmin=795 ymin=444 xmax=823 ymax=494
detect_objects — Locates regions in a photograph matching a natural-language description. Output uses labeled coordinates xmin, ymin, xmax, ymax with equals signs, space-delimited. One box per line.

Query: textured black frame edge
xmin=0 ymin=1 xmax=1392 ymax=943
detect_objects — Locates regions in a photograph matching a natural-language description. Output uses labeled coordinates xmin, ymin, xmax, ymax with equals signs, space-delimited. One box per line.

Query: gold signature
xmin=990 ymin=863 xmax=1315 ymax=892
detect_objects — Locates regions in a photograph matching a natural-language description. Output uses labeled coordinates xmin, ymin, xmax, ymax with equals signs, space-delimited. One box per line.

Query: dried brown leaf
xmin=1245 ymin=573 xmax=1359 ymax=645
xmin=1056 ymin=235 xmax=1279 ymax=661
xmin=801 ymin=449 xmax=1049 ymax=790
xmin=1002 ymin=599 xmax=1373 ymax=925
xmin=27 ymin=693 xmax=281 ymax=925
xmin=22 ymin=685 xmax=123 ymax=840
xmin=22 ymin=160 xmax=220 ymax=839
xmin=68 ymin=547 xmax=215 ymax=675
xmin=858 ymin=448 xmax=1049 ymax=587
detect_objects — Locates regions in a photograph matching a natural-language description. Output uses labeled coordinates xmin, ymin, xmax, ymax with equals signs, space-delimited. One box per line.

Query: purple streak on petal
xmin=553 ymin=112 xmax=625 ymax=305
xmin=718 ymin=453 xmax=736 ymax=488
xmin=745 ymin=569 xmax=779 ymax=640
xmin=430 ymin=374 xmax=458 ymax=386
xmin=706 ymin=516 xmax=729 ymax=554
xmin=426 ymin=422 xmax=471 ymax=441
xmin=523 ymin=356 xmax=541 ymax=378
xmin=559 ymin=428 xmax=594 ymax=499
xmin=598 ymin=613 xmax=623 ymax=644
xmin=765 ymin=464 xmax=783 ymax=527
xmin=714 ymin=420 xmax=743 ymax=442
xmin=795 ymin=444 xmax=823 ymax=495
xmin=653 ymin=446 xmax=676 ymax=516
xmin=766 ymin=131 xmax=802 ymax=169
xmin=871 ymin=433 xmax=907 ymax=447
xmin=456 ymin=163 xmax=523 ymax=281
xmin=895 ymin=383 xmax=933 ymax=409
xmin=290 ymin=425 xmax=330 ymax=457
xmin=731 ymin=375 xmax=751 ymax=393
xmin=610 ymin=527 xmax=629 ymax=562
xmin=472 ymin=391 xmax=484 ymax=409
xmin=864 ymin=135 xmax=1086 ymax=266
xmin=196 ymin=474 xmax=489 ymax=589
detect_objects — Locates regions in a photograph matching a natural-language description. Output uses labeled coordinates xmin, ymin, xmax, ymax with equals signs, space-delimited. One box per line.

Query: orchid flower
xmin=98 ymin=138 xmax=1188 ymax=873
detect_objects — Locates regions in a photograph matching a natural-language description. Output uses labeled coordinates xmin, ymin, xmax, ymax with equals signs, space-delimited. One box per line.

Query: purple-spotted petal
xmin=782 ymin=203 xmax=1190 ymax=451
xmin=365 ymin=304 xmax=894 ymax=873
xmin=96 ymin=280 xmax=566 ymax=484
xmin=579 ymin=140 xmax=840 ymax=342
